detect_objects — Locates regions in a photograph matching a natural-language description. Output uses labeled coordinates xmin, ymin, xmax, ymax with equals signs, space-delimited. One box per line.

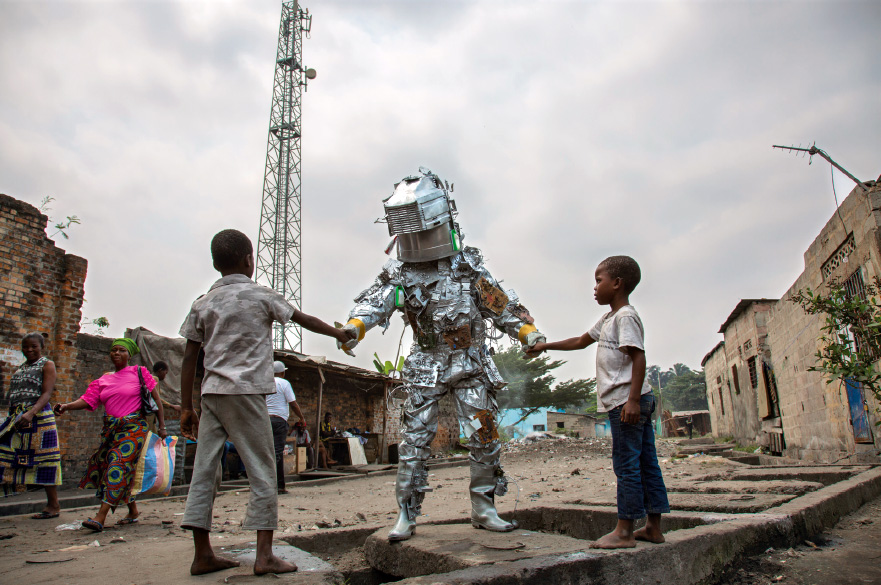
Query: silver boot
xmin=470 ymin=462 xmax=518 ymax=531
xmin=388 ymin=461 xmax=431 ymax=541
xmin=388 ymin=503 xmax=415 ymax=542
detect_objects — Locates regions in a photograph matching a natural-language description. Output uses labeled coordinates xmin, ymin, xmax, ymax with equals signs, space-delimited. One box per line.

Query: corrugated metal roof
xmin=274 ymin=349 xmax=397 ymax=384
xmin=670 ymin=410 xmax=710 ymax=417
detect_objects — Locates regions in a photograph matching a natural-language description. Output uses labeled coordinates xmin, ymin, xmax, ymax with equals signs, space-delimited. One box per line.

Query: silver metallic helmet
xmin=383 ymin=167 xmax=461 ymax=262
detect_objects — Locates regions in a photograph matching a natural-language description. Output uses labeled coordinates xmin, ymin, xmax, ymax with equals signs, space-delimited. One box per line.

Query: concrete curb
xmin=388 ymin=465 xmax=881 ymax=584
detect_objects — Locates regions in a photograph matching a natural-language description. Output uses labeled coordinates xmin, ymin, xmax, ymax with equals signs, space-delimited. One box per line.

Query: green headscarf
xmin=111 ymin=338 xmax=140 ymax=357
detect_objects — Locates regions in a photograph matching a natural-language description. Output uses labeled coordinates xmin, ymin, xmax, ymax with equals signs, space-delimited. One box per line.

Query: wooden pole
xmin=313 ymin=366 xmax=324 ymax=468
xmin=379 ymin=380 xmax=390 ymax=464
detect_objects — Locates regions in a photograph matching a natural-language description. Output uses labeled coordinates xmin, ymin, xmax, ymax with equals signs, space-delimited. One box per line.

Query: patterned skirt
xmin=79 ymin=413 xmax=147 ymax=508
xmin=0 ymin=403 xmax=63 ymax=493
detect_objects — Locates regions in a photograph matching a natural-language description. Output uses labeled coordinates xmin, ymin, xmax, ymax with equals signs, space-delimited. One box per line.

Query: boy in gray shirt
xmin=178 ymin=229 xmax=353 ymax=575
xmin=529 ymin=255 xmax=669 ymax=549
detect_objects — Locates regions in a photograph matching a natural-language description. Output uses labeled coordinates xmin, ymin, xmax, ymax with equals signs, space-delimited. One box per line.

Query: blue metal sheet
xmin=845 ymin=378 xmax=873 ymax=444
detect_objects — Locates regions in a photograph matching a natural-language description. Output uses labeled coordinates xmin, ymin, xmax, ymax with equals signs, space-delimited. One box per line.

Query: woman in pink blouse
xmin=55 ymin=338 xmax=166 ymax=532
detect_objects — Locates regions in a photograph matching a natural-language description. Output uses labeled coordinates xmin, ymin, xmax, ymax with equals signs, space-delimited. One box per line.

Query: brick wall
xmin=57 ymin=334 xmax=114 ymax=482
xmin=0 ymin=194 xmax=87 ymax=412
xmin=280 ymin=362 xmax=459 ymax=459
xmin=0 ymin=194 xmax=91 ymax=483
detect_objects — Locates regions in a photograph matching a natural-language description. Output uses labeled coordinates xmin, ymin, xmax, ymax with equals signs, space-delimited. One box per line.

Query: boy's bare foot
xmin=590 ymin=530 xmax=637 ymax=549
xmin=633 ymin=526 xmax=665 ymax=543
xmin=190 ymin=555 xmax=241 ymax=575
xmin=254 ymin=554 xmax=298 ymax=575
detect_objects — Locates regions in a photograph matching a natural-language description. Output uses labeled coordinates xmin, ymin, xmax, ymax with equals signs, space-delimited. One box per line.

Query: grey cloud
xmin=0 ymin=0 xmax=878 ymax=385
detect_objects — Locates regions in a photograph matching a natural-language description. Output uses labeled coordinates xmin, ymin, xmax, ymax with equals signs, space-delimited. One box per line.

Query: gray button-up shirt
xmin=180 ymin=274 xmax=294 ymax=396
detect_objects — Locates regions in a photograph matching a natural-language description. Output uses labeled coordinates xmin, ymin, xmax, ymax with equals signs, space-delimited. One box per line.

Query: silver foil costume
xmin=339 ymin=168 xmax=545 ymax=541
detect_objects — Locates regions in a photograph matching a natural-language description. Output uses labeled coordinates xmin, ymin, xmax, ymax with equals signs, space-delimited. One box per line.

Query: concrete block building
xmin=703 ymin=176 xmax=881 ymax=462
xmin=702 ymin=299 xmax=783 ymax=452
xmin=546 ymin=411 xmax=600 ymax=438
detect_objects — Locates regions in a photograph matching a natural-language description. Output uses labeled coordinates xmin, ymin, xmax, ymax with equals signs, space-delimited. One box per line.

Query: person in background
xmin=54 ymin=338 xmax=167 ymax=532
xmin=0 ymin=333 xmax=62 ymax=518
xmin=318 ymin=412 xmax=338 ymax=468
xmin=685 ymin=415 xmax=694 ymax=440
xmin=144 ymin=361 xmax=166 ymax=433
xmin=290 ymin=421 xmax=314 ymax=469
xmin=268 ymin=361 xmax=306 ymax=494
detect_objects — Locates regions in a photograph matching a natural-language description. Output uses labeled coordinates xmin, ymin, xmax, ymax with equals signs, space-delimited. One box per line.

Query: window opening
xmin=747 ymin=356 xmax=758 ymax=389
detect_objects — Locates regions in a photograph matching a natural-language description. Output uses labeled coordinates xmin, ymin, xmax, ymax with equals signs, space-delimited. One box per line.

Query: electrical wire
xmin=832 ymin=163 xmax=848 ymax=234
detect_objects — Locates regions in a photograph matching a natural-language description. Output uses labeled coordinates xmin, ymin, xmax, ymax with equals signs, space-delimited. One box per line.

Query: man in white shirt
xmin=267 ymin=361 xmax=306 ymax=493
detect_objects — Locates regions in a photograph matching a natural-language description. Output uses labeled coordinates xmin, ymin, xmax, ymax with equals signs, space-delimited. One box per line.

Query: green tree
xmin=492 ymin=346 xmax=596 ymax=426
xmin=791 ymin=279 xmax=881 ymax=408
xmin=647 ymin=363 xmax=709 ymax=411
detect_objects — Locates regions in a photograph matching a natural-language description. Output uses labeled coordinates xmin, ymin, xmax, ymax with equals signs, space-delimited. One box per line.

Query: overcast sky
xmin=1 ymin=0 xmax=879 ymax=385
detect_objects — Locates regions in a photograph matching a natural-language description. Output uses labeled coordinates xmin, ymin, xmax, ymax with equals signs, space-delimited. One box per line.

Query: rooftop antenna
xmin=772 ymin=143 xmax=868 ymax=193
xmin=256 ymin=1 xmax=317 ymax=352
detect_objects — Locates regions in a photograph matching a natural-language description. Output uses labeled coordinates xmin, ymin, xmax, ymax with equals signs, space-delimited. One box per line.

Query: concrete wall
xmin=768 ymin=180 xmax=881 ymax=462
xmin=704 ymin=179 xmax=881 ymax=463
xmin=703 ymin=344 xmax=731 ymax=437
xmin=703 ymin=303 xmax=777 ymax=446
xmin=546 ymin=411 xmax=597 ymax=438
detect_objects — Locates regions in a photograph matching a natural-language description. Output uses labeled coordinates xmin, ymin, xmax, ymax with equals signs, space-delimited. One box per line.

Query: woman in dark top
xmin=0 ymin=333 xmax=62 ymax=518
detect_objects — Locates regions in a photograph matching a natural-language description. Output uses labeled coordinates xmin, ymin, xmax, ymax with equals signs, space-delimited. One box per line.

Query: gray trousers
xmin=181 ymin=394 xmax=277 ymax=532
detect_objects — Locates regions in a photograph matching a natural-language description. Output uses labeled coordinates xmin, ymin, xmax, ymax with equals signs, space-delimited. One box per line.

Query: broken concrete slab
xmin=564 ymin=492 xmax=796 ymax=513
xmin=666 ymin=479 xmax=824 ymax=496
xmin=226 ymin=541 xmax=336 ymax=574
xmin=365 ymin=523 xmax=589 ymax=578
xmin=677 ymin=442 xmax=737 ymax=454
xmin=365 ymin=466 xmax=881 ymax=584
xmin=676 ymin=437 xmax=716 ymax=446
xmin=694 ymin=466 xmax=868 ymax=486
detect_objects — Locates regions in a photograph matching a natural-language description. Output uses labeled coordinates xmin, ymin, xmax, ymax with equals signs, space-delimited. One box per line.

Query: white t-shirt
xmin=266 ymin=377 xmax=296 ymax=419
xmin=588 ymin=305 xmax=651 ymax=412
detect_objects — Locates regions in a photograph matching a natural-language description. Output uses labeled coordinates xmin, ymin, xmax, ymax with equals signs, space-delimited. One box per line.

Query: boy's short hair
xmin=599 ymin=255 xmax=641 ymax=294
xmin=211 ymin=229 xmax=253 ymax=271
xmin=152 ymin=361 xmax=169 ymax=373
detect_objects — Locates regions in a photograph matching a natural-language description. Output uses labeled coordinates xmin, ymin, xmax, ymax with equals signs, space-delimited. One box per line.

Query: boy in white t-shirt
xmin=529 ymin=255 xmax=669 ymax=549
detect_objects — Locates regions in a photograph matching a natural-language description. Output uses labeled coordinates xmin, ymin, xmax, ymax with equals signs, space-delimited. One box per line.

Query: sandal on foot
xmin=82 ymin=518 xmax=104 ymax=532
xmin=116 ymin=517 xmax=139 ymax=526
xmin=31 ymin=512 xmax=60 ymax=520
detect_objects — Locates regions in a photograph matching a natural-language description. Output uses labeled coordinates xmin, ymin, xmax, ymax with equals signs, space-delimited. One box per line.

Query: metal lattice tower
xmin=256 ymin=1 xmax=313 ymax=351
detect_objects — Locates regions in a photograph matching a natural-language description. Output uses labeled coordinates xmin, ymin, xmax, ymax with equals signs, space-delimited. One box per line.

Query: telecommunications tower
xmin=256 ymin=1 xmax=316 ymax=351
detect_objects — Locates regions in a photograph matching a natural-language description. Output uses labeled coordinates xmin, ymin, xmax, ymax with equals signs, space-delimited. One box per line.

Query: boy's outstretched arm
xmin=180 ymin=339 xmax=202 ymax=440
xmin=621 ymin=346 xmax=646 ymax=424
xmin=529 ymin=331 xmax=595 ymax=354
xmin=292 ymin=309 xmax=354 ymax=345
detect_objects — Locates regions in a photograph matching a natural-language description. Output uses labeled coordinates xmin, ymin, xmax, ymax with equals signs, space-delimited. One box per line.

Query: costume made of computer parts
xmin=338 ymin=168 xmax=545 ymax=541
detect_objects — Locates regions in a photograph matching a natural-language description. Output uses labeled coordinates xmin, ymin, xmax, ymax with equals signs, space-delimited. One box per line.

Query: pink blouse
xmin=80 ymin=366 xmax=156 ymax=418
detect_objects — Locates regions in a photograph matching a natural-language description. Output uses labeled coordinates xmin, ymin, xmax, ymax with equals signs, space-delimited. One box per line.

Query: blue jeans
xmin=608 ymin=392 xmax=670 ymax=520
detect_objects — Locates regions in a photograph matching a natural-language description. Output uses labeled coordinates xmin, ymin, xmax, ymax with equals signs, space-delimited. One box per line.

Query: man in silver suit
xmin=338 ymin=168 xmax=545 ymax=541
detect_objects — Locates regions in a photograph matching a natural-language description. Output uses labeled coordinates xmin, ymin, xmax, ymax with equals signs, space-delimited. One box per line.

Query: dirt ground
xmin=0 ymin=436 xmax=877 ymax=584
xmin=713 ymin=496 xmax=881 ymax=585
